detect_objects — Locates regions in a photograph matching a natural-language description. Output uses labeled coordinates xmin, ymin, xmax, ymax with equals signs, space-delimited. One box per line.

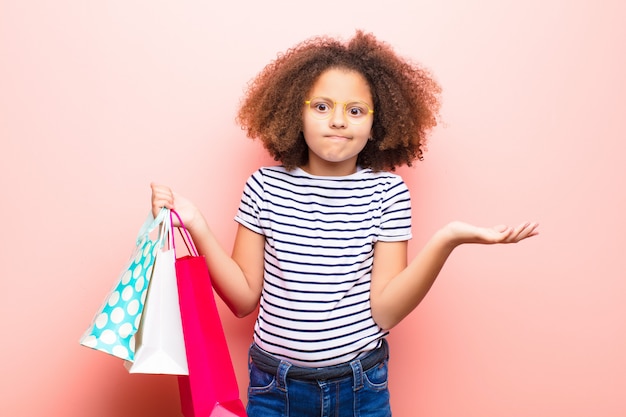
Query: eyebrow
xmin=312 ymin=96 xmax=373 ymax=105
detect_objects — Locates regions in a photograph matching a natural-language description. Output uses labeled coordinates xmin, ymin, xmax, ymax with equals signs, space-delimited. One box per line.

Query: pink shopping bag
xmin=171 ymin=210 xmax=246 ymax=417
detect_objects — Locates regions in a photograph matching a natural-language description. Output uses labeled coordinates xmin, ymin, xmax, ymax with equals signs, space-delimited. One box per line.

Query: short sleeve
xmin=234 ymin=169 xmax=265 ymax=235
xmin=378 ymin=176 xmax=412 ymax=242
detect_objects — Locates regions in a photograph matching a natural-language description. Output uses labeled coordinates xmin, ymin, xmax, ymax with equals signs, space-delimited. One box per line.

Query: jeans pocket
xmin=247 ymin=361 xmax=290 ymax=417
xmin=355 ymin=360 xmax=391 ymax=417
xmin=248 ymin=361 xmax=276 ymax=393
xmin=363 ymin=360 xmax=389 ymax=390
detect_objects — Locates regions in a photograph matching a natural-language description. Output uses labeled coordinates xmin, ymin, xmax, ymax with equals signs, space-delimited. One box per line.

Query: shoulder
xmin=357 ymin=169 xmax=409 ymax=191
xmin=248 ymin=166 xmax=303 ymax=184
xmin=243 ymin=166 xmax=309 ymax=196
xmin=359 ymin=169 xmax=405 ymax=183
xmin=251 ymin=165 xmax=295 ymax=178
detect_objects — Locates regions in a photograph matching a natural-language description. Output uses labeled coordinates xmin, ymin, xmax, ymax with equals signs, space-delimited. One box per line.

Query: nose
xmin=329 ymin=105 xmax=347 ymax=128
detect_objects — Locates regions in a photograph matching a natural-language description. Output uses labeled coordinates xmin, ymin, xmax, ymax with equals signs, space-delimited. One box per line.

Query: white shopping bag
xmin=124 ymin=216 xmax=188 ymax=375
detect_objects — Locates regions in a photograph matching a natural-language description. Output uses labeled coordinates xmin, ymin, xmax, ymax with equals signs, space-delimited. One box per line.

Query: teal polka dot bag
xmin=80 ymin=208 xmax=169 ymax=361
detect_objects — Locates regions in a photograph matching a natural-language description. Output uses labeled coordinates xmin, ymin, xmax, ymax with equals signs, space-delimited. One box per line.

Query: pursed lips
xmin=325 ymin=134 xmax=351 ymax=140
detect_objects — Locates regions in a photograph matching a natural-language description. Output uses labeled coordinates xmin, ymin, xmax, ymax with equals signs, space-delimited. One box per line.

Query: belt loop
xmin=276 ymin=360 xmax=292 ymax=392
xmin=380 ymin=338 xmax=389 ymax=362
xmin=350 ymin=359 xmax=364 ymax=391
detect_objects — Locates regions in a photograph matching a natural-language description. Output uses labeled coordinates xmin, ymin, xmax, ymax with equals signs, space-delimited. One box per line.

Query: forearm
xmin=371 ymin=226 xmax=458 ymax=330
xmin=185 ymin=217 xmax=260 ymax=317
xmin=370 ymin=219 xmax=539 ymax=330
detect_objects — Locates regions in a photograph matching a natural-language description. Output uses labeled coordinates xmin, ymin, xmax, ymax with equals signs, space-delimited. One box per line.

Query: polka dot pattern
xmin=80 ymin=235 xmax=160 ymax=361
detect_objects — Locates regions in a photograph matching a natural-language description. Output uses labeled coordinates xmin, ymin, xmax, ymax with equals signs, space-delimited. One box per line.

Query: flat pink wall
xmin=1 ymin=1 xmax=624 ymax=416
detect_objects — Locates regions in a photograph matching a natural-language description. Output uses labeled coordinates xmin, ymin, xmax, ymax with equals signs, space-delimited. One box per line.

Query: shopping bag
xmin=171 ymin=210 xmax=246 ymax=417
xmin=125 ymin=210 xmax=189 ymax=374
xmin=80 ymin=208 xmax=168 ymax=361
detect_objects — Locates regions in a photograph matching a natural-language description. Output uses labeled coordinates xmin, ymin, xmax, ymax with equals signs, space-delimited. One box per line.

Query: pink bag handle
xmin=170 ymin=209 xmax=199 ymax=257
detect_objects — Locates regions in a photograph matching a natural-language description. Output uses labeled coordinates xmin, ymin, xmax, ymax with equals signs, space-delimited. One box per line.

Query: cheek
xmin=357 ymin=123 xmax=374 ymax=139
xmin=302 ymin=116 xmax=322 ymax=137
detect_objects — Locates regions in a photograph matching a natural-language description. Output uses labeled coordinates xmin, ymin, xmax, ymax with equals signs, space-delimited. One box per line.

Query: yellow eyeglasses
xmin=305 ymin=97 xmax=374 ymax=125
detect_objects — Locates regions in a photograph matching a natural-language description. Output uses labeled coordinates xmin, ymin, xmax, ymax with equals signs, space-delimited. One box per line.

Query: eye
xmin=346 ymin=103 xmax=368 ymax=118
xmin=314 ymin=102 xmax=331 ymax=113
xmin=310 ymin=98 xmax=333 ymax=114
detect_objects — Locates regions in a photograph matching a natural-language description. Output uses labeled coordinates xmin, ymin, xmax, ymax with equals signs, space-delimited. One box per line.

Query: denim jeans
xmin=246 ymin=350 xmax=392 ymax=417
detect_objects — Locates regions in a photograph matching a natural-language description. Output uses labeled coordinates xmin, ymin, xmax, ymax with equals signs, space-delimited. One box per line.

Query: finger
xmin=492 ymin=224 xmax=509 ymax=233
xmin=522 ymin=222 xmax=540 ymax=239
xmin=152 ymin=195 xmax=173 ymax=209
xmin=503 ymin=223 xmax=526 ymax=242
xmin=150 ymin=183 xmax=175 ymax=209
xmin=509 ymin=222 xmax=539 ymax=242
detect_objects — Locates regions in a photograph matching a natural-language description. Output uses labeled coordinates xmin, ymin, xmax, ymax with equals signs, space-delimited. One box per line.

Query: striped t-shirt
xmin=235 ymin=166 xmax=412 ymax=367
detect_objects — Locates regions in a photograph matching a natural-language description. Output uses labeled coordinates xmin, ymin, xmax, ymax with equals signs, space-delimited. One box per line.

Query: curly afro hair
xmin=236 ymin=30 xmax=441 ymax=171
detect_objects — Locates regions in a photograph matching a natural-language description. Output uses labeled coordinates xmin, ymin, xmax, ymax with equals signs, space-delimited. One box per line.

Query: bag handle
xmin=170 ymin=209 xmax=199 ymax=257
xmin=136 ymin=207 xmax=169 ymax=246
xmin=157 ymin=207 xmax=171 ymax=249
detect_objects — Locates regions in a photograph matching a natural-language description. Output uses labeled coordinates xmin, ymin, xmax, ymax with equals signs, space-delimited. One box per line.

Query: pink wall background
xmin=1 ymin=1 xmax=624 ymax=416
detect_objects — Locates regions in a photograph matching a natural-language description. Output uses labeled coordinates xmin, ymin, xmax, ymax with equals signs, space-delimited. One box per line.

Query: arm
xmin=369 ymin=221 xmax=539 ymax=330
xmin=152 ymin=183 xmax=265 ymax=318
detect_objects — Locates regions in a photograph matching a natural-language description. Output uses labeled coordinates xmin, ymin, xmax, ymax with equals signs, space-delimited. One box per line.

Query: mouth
xmin=325 ymin=135 xmax=351 ymax=140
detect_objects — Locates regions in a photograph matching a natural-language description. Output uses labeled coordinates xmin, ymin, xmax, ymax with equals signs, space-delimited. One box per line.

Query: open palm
xmin=447 ymin=221 xmax=539 ymax=245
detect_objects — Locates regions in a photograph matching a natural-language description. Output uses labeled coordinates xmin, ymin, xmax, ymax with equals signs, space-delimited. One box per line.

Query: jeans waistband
xmin=249 ymin=339 xmax=389 ymax=382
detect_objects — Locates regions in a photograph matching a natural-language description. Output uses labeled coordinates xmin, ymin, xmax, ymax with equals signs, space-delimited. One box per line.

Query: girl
xmin=152 ymin=31 xmax=538 ymax=417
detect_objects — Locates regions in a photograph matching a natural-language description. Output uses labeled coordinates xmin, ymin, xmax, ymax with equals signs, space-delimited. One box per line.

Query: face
xmin=301 ymin=68 xmax=374 ymax=176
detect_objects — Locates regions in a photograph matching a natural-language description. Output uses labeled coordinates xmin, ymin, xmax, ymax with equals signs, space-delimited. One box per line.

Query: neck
xmin=300 ymin=160 xmax=358 ymax=177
